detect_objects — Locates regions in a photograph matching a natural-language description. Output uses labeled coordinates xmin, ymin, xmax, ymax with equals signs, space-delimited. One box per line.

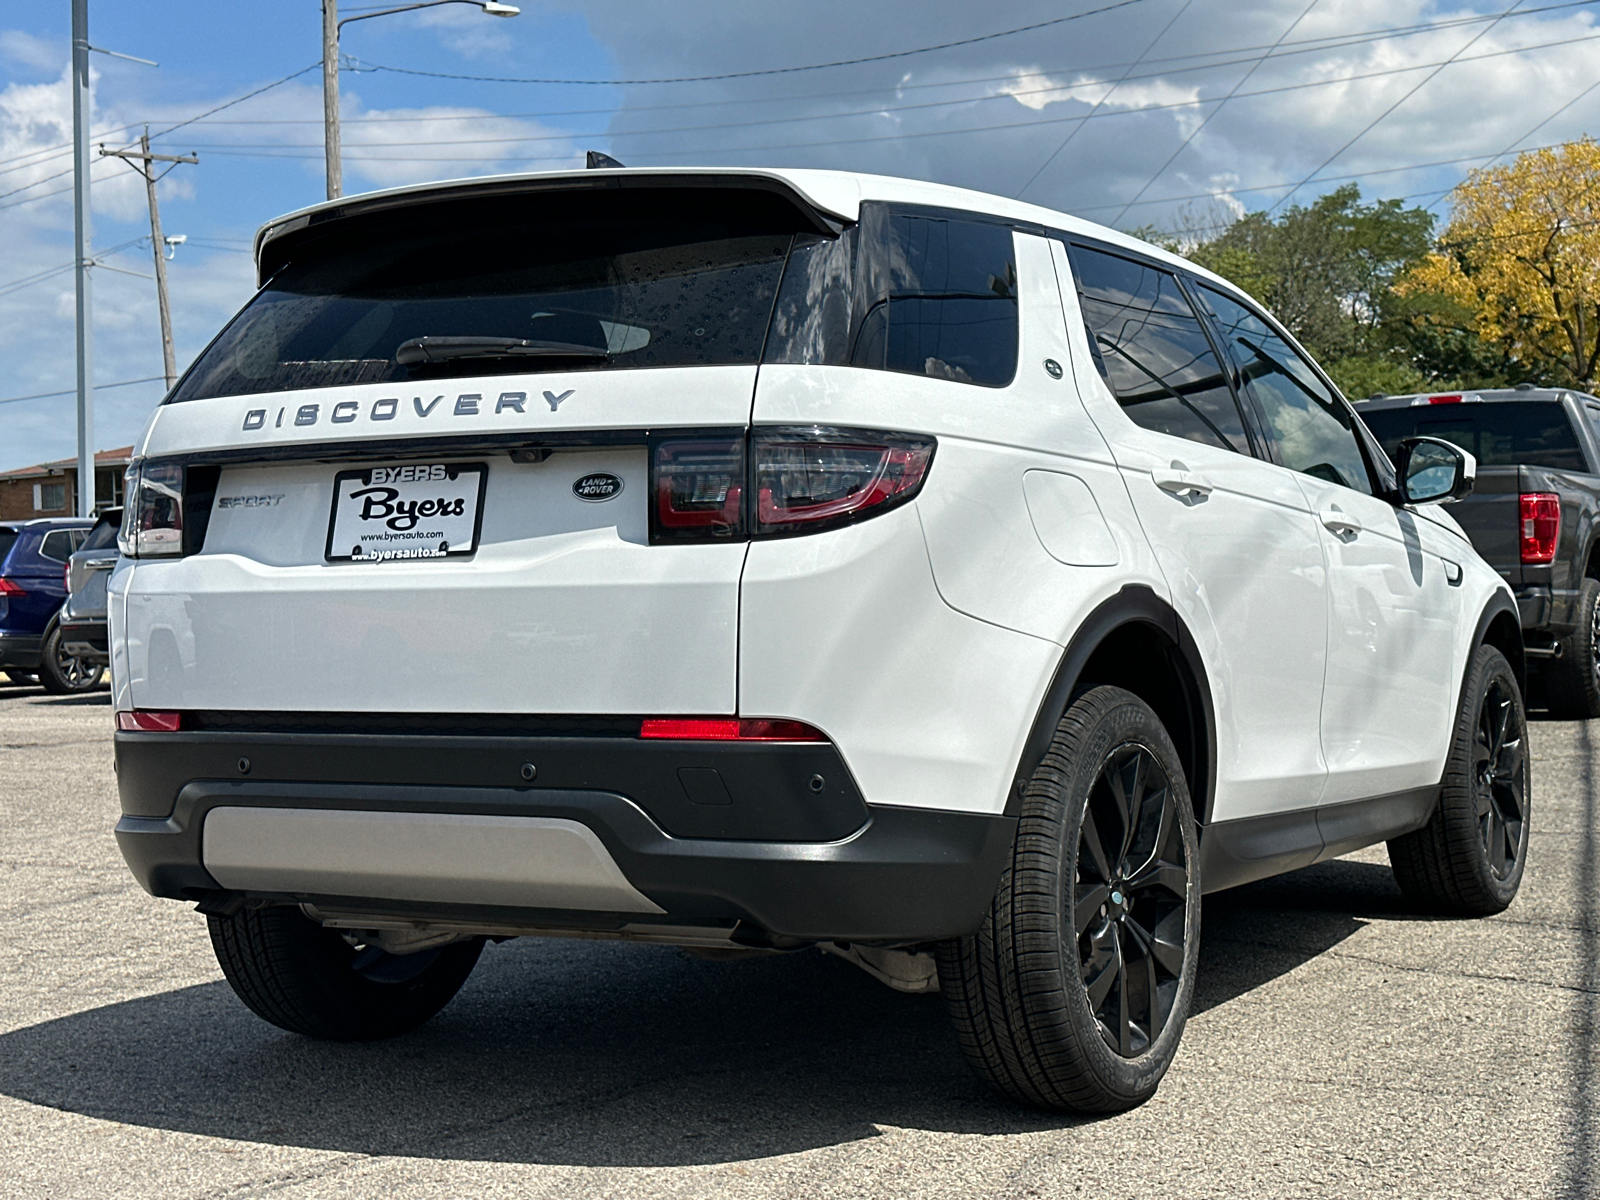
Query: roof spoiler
xmin=254 ymin=171 xmax=849 ymax=286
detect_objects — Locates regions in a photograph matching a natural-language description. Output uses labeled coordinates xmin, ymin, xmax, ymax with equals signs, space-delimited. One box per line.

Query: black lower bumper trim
xmin=0 ymin=633 xmax=42 ymax=670
xmin=58 ymin=619 xmax=108 ymax=660
xmin=114 ymin=782 xmax=1015 ymax=943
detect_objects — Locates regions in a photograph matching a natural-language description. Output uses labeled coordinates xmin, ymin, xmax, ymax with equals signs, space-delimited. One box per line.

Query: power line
xmin=0 ymin=375 xmax=164 ymax=408
xmin=1268 ymin=1 xmax=1530 ymax=214
xmin=1014 ymin=0 xmax=1196 ymax=199
xmin=174 ymin=29 xmax=1600 ymax=169
xmin=347 ymin=1 xmax=1151 ymax=87
xmin=1107 ymin=0 xmax=1321 ymax=227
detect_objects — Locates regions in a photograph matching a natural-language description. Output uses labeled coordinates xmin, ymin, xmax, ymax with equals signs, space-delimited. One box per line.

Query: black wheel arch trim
xmin=1469 ymin=591 xmax=1526 ymax=703
xmin=1010 ymin=584 xmax=1217 ymax=825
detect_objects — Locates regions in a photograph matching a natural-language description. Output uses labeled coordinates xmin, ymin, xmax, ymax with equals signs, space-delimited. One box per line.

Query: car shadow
xmin=0 ymin=855 xmax=1417 ymax=1166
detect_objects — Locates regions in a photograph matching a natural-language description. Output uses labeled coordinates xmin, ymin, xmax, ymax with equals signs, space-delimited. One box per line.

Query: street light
xmin=321 ymin=0 xmax=521 ymax=201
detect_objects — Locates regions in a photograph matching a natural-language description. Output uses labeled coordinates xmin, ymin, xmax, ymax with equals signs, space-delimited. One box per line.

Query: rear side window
xmin=39 ymin=530 xmax=75 ymax=562
xmin=1070 ymin=245 xmax=1249 ymax=453
xmin=764 ymin=204 xmax=1018 ymax=387
xmin=1198 ymin=286 xmax=1372 ymax=495
xmin=1361 ymin=402 xmax=1590 ymax=471
xmin=170 ymin=189 xmax=806 ymax=401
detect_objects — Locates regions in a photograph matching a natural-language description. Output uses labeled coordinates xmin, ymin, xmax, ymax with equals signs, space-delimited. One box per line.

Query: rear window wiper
xmin=395 ymin=336 xmax=610 ymax=365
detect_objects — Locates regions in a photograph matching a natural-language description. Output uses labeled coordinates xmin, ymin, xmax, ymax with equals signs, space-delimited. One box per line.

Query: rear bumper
xmin=58 ymin=619 xmax=108 ymax=662
xmin=113 ymin=728 xmax=1014 ymax=944
xmin=1515 ymin=585 xmax=1581 ymax=634
xmin=0 ymin=633 xmax=42 ymax=670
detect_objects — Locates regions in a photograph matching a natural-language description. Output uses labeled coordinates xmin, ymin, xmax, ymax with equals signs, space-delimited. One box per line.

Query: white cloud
xmin=0 ymin=30 xmax=60 ymax=73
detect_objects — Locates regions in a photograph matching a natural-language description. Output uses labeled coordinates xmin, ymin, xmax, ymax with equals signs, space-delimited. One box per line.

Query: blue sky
xmin=2 ymin=0 xmax=1599 ymax=472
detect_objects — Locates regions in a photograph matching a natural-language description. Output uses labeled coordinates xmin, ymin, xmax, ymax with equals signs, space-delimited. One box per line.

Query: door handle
xmin=1152 ymin=468 xmax=1213 ymax=499
xmin=1319 ymin=508 xmax=1362 ymax=535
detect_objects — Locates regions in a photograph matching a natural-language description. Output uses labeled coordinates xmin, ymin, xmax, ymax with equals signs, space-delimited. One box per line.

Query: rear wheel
xmin=938 ymin=686 xmax=1200 ymax=1113
xmin=208 ymin=905 xmax=484 ymax=1040
xmin=1544 ymin=577 xmax=1600 ymax=719
xmin=36 ymin=625 xmax=103 ymax=695
xmin=1388 ymin=643 xmax=1529 ymax=915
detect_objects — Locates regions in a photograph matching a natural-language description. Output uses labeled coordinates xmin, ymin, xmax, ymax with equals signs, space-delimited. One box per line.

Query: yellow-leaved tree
xmin=1402 ymin=139 xmax=1600 ymax=387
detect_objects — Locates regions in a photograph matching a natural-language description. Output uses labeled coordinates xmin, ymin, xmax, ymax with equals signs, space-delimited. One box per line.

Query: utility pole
xmin=71 ymin=0 xmax=93 ymax=517
xmin=321 ymin=2 xmax=518 ymax=201
xmin=100 ymin=130 xmax=198 ymax=390
xmin=322 ymin=0 xmax=341 ymax=200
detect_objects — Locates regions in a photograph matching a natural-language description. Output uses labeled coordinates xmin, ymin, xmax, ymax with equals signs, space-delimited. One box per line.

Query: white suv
xmin=110 ymin=168 xmax=1526 ymax=1113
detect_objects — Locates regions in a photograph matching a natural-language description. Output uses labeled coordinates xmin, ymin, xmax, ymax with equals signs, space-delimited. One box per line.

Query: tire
xmin=208 ymin=905 xmax=484 ymax=1040
xmin=36 ymin=625 xmax=104 ymax=695
xmin=1388 ymin=644 xmax=1529 ymax=916
xmin=937 ymin=685 xmax=1201 ymax=1113
xmin=1544 ymin=577 xmax=1600 ymax=719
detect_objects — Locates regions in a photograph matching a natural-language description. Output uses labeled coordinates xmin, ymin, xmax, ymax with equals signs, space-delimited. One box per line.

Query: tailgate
xmin=1449 ymin=466 xmax=1521 ymax=585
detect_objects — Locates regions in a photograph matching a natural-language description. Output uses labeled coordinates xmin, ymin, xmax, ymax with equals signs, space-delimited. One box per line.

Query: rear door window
xmin=1070 ymin=244 xmax=1250 ymax=453
xmin=764 ymin=204 xmax=1018 ymax=387
xmin=170 ymin=189 xmax=807 ymax=401
xmin=39 ymin=530 xmax=75 ymax=562
xmin=1361 ymin=401 xmax=1590 ymax=471
xmin=1197 ymin=285 xmax=1373 ymax=494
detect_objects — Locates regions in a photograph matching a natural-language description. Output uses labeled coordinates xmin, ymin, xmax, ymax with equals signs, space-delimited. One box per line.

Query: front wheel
xmin=209 ymin=905 xmax=484 ymax=1040
xmin=36 ymin=625 xmax=104 ymax=695
xmin=1388 ymin=643 xmax=1529 ymax=915
xmin=938 ymin=685 xmax=1201 ymax=1113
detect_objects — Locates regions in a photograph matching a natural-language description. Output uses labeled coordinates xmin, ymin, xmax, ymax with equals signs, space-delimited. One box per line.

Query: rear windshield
xmin=1362 ymin=401 xmax=1590 ymax=472
xmin=0 ymin=529 xmax=16 ymax=565
xmin=82 ymin=513 xmax=121 ymax=551
xmin=169 ymin=189 xmax=806 ymax=402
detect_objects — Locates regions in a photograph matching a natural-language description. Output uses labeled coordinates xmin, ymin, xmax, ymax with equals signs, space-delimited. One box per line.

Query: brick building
xmin=0 ymin=447 xmax=133 ymax=521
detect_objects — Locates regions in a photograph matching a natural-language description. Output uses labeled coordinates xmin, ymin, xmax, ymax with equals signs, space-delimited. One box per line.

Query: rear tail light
xmin=639 ymin=717 xmax=826 ymax=741
xmin=116 ymin=710 xmax=183 ymax=732
xmin=1520 ymin=492 xmax=1561 ymax=564
xmin=118 ymin=461 xmax=184 ymax=558
xmin=0 ymin=578 xmax=23 ymax=596
xmin=652 ymin=439 xmax=745 ymax=540
xmin=754 ymin=432 xmax=934 ymax=535
xmin=650 ymin=427 xmax=935 ymax=543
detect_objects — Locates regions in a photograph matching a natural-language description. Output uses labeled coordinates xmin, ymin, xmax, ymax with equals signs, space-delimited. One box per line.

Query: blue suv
xmin=0 ymin=517 xmax=102 ymax=693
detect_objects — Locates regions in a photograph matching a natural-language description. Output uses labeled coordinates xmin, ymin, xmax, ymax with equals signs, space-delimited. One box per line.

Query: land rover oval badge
xmin=572 ymin=472 xmax=624 ymax=502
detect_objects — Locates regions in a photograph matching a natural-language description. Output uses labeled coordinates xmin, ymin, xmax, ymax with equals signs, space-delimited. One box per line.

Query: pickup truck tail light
xmin=1520 ymin=492 xmax=1561 ymax=564
xmin=650 ymin=428 xmax=935 ymax=543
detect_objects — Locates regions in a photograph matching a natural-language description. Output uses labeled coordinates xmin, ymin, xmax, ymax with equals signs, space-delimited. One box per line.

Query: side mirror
xmin=1395 ymin=436 xmax=1475 ymax=505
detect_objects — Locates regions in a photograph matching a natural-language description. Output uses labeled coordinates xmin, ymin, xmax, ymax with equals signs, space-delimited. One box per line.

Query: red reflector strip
xmin=117 ymin=711 xmax=183 ymax=732
xmin=639 ymin=717 xmax=826 ymax=741
xmin=1428 ymin=394 xmax=1464 ymax=404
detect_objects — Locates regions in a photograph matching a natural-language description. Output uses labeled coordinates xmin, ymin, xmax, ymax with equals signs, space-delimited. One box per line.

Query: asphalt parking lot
xmin=0 ymin=681 xmax=1593 ymax=1200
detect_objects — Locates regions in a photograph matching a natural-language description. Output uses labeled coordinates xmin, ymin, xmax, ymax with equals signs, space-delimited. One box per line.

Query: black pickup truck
xmin=1358 ymin=386 xmax=1600 ymax=716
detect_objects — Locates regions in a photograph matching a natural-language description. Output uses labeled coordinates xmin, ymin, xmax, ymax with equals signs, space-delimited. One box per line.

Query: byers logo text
xmin=351 ymin=465 xmax=466 ymax=531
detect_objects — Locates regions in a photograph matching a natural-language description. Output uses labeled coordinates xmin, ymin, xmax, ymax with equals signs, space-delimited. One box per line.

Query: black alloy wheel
xmin=1472 ymin=674 xmax=1526 ymax=881
xmin=1076 ymin=743 xmax=1189 ymax=1058
xmin=37 ymin=625 xmax=104 ymax=695
xmin=938 ymin=685 xmax=1200 ymax=1113
xmin=1390 ymin=643 xmax=1530 ymax=915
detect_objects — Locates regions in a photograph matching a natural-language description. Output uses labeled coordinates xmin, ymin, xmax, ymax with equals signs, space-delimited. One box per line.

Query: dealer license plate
xmin=325 ymin=462 xmax=488 ymax=563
